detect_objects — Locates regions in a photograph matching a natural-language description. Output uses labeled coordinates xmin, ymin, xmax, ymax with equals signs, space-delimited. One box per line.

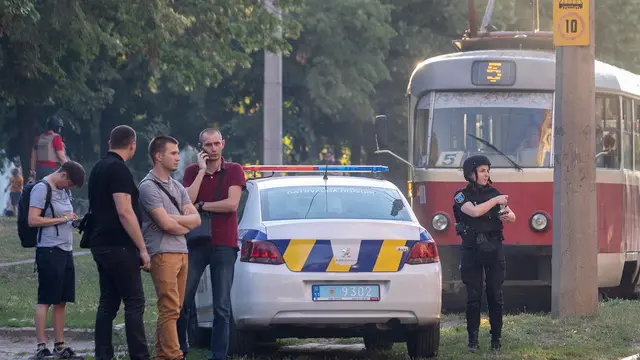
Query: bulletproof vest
xmin=35 ymin=132 xmax=60 ymax=163
xmin=457 ymin=185 xmax=504 ymax=234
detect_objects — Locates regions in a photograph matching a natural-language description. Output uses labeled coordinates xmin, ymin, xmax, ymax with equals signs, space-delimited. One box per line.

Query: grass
xmin=153 ymin=302 xmax=640 ymax=360
xmin=0 ymin=217 xmax=158 ymax=328
xmin=2 ymin=218 xmax=640 ymax=359
xmin=0 ymin=216 xmax=44 ymax=264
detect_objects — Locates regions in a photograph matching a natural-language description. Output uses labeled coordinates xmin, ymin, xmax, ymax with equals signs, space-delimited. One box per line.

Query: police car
xmin=190 ymin=165 xmax=442 ymax=359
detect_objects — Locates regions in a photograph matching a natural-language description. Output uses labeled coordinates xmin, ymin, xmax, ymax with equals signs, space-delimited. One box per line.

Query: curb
xmin=0 ymin=327 xmax=94 ymax=341
xmin=621 ymin=355 xmax=640 ymax=360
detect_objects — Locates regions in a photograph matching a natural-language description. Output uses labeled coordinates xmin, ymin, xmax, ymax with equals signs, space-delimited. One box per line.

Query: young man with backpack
xmin=18 ymin=161 xmax=86 ymax=359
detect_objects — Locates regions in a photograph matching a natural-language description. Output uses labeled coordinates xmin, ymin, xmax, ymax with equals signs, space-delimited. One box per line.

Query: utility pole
xmin=263 ymin=0 xmax=283 ymax=165
xmin=551 ymin=0 xmax=598 ymax=317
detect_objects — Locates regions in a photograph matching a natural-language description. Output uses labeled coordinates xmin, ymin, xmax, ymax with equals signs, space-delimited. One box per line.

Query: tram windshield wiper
xmin=466 ymin=133 xmax=523 ymax=171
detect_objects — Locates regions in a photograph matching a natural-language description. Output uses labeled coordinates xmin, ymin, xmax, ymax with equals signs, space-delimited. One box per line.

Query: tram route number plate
xmin=312 ymin=284 xmax=380 ymax=301
xmin=436 ymin=151 xmax=464 ymax=167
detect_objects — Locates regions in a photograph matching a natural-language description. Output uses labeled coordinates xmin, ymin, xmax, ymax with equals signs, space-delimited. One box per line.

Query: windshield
xmin=416 ymin=91 xmax=553 ymax=168
xmin=260 ymin=186 xmax=413 ymax=222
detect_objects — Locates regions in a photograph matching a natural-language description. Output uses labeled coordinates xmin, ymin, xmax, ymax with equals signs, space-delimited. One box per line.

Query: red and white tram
xmin=374 ymin=32 xmax=640 ymax=311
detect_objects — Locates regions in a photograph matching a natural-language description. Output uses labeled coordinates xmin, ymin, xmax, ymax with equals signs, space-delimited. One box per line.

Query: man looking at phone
xmin=177 ymin=128 xmax=246 ymax=360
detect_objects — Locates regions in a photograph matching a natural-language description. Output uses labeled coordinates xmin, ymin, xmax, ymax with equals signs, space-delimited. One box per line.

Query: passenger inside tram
xmin=596 ymin=132 xmax=618 ymax=168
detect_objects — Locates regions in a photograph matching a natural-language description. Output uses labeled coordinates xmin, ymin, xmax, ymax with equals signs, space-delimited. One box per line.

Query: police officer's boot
xmin=468 ymin=330 xmax=479 ymax=353
xmin=490 ymin=329 xmax=501 ymax=352
xmin=491 ymin=339 xmax=501 ymax=352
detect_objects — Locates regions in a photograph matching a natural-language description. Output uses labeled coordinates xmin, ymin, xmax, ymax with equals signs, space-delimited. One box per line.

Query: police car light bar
xmin=242 ymin=165 xmax=389 ymax=173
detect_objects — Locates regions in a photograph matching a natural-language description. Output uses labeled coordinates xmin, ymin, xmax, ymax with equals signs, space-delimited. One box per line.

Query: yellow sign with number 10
xmin=553 ymin=0 xmax=591 ymax=46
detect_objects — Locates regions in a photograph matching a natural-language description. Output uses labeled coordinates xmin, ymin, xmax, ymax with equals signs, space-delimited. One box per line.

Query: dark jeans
xmin=460 ymin=237 xmax=505 ymax=341
xmin=177 ymin=244 xmax=238 ymax=360
xmin=91 ymin=246 xmax=149 ymax=360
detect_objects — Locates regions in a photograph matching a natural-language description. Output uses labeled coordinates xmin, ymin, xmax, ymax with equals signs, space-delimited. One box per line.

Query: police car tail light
xmin=406 ymin=241 xmax=439 ymax=265
xmin=240 ymin=240 xmax=284 ymax=265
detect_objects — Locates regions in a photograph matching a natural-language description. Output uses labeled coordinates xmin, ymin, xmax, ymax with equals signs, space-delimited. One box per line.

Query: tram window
xmin=428 ymin=92 xmax=553 ymax=168
xmin=414 ymin=108 xmax=429 ymax=167
xmin=635 ymin=102 xmax=640 ymax=171
xmin=595 ymin=95 xmax=620 ymax=169
xmin=622 ymin=98 xmax=633 ymax=170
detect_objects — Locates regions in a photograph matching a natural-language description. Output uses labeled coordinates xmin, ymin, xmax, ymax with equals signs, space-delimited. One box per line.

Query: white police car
xmin=190 ymin=165 xmax=442 ymax=359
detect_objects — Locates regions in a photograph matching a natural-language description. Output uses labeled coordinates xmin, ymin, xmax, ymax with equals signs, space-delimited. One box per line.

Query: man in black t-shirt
xmin=88 ymin=125 xmax=151 ymax=360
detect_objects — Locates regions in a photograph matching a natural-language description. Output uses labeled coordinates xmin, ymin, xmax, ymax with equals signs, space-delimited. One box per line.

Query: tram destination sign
xmin=471 ymin=61 xmax=516 ymax=86
xmin=553 ymin=0 xmax=591 ymax=46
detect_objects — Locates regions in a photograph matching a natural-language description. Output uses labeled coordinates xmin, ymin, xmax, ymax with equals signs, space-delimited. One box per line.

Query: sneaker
xmin=53 ymin=346 xmax=77 ymax=359
xmin=34 ymin=347 xmax=52 ymax=359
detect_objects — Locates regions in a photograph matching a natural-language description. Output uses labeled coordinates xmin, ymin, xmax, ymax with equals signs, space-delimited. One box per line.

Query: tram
xmin=373 ymin=30 xmax=640 ymax=311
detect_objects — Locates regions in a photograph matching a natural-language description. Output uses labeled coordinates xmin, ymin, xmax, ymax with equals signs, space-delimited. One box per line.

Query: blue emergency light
xmin=242 ymin=165 xmax=389 ymax=173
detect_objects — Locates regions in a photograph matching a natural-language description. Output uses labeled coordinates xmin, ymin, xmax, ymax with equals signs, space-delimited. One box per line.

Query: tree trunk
xmin=349 ymin=122 xmax=363 ymax=165
xmin=17 ymin=104 xmax=40 ymax=177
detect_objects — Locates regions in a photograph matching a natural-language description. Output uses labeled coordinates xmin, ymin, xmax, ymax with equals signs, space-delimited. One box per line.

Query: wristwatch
xmin=197 ymin=201 xmax=205 ymax=212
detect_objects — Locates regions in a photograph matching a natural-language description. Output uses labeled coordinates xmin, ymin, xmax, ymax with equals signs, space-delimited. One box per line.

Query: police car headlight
xmin=431 ymin=213 xmax=449 ymax=232
xmin=530 ymin=212 xmax=549 ymax=232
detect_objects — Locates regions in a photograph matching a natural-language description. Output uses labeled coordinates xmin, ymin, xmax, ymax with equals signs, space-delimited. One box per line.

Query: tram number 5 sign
xmin=553 ymin=0 xmax=590 ymax=46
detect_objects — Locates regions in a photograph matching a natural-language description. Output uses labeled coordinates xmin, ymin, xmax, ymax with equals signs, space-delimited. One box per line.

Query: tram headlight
xmin=530 ymin=212 xmax=549 ymax=232
xmin=432 ymin=213 xmax=449 ymax=232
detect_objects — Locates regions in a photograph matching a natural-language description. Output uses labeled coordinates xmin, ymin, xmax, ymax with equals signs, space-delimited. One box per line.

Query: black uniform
xmin=452 ymin=183 xmax=505 ymax=351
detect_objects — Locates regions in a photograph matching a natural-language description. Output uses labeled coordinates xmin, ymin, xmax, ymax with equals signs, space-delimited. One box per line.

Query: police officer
xmin=31 ymin=116 xmax=68 ymax=180
xmin=452 ymin=155 xmax=515 ymax=353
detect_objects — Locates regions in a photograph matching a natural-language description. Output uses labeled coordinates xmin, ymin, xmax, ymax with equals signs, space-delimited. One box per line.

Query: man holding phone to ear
xmin=177 ymin=128 xmax=246 ymax=360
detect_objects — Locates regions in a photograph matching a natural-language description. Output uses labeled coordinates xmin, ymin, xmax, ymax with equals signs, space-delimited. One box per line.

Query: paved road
xmin=0 ymin=251 xmax=90 ymax=268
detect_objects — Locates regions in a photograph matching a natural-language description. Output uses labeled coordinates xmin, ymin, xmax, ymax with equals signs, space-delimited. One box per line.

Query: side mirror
xmin=374 ymin=115 xmax=389 ymax=150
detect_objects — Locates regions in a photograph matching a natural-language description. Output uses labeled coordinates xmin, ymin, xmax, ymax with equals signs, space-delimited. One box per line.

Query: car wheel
xmin=363 ymin=333 xmax=394 ymax=351
xmin=406 ymin=323 xmax=440 ymax=359
xmin=228 ymin=315 xmax=256 ymax=356
xmin=187 ymin=310 xmax=211 ymax=349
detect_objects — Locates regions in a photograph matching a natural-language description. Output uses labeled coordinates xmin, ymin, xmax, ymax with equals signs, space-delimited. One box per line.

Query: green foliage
xmin=1 ymin=0 xmax=640 ymax=195
xmin=158 ymin=0 xmax=302 ymax=93
xmin=300 ymin=0 xmax=395 ymax=120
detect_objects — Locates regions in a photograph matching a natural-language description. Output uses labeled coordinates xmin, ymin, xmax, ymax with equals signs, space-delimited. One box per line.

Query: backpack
xmin=17 ymin=180 xmax=58 ymax=248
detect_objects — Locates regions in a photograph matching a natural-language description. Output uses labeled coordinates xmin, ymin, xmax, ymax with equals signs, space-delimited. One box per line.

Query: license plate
xmin=312 ymin=284 xmax=380 ymax=301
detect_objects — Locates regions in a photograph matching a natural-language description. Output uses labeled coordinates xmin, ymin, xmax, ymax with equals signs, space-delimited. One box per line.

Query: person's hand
xmin=67 ymin=212 xmax=78 ymax=221
xmin=139 ymin=249 xmax=151 ymax=272
xmin=183 ymin=206 xmax=197 ymax=216
xmin=493 ymin=195 xmax=509 ymax=205
xmin=197 ymin=151 xmax=209 ymax=170
xmin=499 ymin=211 xmax=515 ymax=223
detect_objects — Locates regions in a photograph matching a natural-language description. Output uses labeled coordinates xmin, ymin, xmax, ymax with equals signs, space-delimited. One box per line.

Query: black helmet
xmin=46 ymin=115 xmax=64 ymax=132
xmin=463 ymin=155 xmax=491 ymax=183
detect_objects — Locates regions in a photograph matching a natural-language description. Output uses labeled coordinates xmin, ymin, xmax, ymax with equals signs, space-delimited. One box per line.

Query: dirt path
xmin=0 ymin=327 xmax=119 ymax=360
xmin=0 ymin=251 xmax=90 ymax=268
xmin=0 ymin=321 xmax=462 ymax=359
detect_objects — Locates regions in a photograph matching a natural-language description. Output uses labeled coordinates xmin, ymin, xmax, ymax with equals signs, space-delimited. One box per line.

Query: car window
xmin=259 ymin=186 xmax=412 ymax=222
xmin=237 ymin=188 xmax=250 ymax=223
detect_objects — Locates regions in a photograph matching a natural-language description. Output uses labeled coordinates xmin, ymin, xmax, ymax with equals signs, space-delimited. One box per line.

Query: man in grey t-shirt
xmin=28 ymin=161 xmax=85 ymax=359
xmin=139 ymin=136 xmax=200 ymax=360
